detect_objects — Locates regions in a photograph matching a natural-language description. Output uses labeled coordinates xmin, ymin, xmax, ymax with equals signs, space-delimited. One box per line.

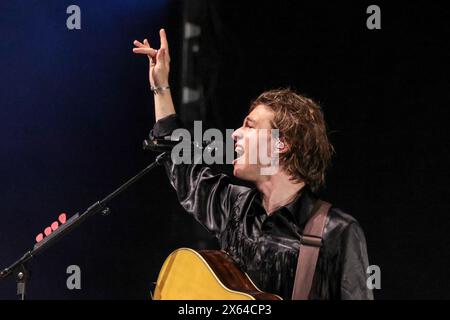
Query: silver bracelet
xmin=150 ymin=85 xmax=170 ymax=95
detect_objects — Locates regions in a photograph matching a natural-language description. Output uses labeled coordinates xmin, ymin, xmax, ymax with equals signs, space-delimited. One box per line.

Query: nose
xmin=232 ymin=127 xmax=243 ymax=142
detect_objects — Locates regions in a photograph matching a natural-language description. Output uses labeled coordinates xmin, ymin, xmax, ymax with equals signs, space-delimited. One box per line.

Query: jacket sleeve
xmin=339 ymin=222 xmax=374 ymax=300
xmin=150 ymin=114 xmax=245 ymax=237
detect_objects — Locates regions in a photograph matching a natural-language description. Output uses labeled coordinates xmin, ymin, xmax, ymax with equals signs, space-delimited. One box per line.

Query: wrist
xmin=151 ymin=85 xmax=171 ymax=95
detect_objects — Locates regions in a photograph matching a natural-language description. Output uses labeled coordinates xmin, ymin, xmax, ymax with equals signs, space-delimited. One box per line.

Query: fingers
xmin=133 ymin=38 xmax=157 ymax=58
xmin=133 ymin=40 xmax=145 ymax=48
xmin=133 ymin=47 xmax=157 ymax=56
xmin=156 ymin=47 xmax=165 ymax=65
xmin=159 ymin=29 xmax=170 ymax=56
xmin=133 ymin=30 xmax=169 ymax=63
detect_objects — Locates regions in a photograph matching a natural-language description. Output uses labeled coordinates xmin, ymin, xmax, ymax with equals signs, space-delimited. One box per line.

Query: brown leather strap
xmin=291 ymin=200 xmax=331 ymax=300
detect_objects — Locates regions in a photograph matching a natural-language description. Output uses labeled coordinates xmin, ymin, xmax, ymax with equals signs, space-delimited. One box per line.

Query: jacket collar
xmin=253 ymin=186 xmax=319 ymax=228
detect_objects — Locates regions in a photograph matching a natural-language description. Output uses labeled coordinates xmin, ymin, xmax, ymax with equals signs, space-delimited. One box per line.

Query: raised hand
xmin=133 ymin=28 xmax=171 ymax=88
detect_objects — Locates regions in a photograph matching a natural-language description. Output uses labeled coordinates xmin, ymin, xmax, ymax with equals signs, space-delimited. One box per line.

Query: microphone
xmin=143 ymin=136 xmax=214 ymax=152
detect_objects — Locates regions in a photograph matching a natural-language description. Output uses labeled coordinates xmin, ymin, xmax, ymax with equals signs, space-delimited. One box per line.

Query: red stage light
xmin=36 ymin=233 xmax=44 ymax=243
xmin=44 ymin=226 xmax=52 ymax=236
xmin=51 ymin=221 xmax=59 ymax=231
xmin=59 ymin=213 xmax=67 ymax=224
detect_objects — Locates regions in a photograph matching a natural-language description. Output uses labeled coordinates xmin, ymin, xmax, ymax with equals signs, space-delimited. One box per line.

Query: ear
xmin=274 ymin=138 xmax=289 ymax=154
xmin=275 ymin=139 xmax=284 ymax=149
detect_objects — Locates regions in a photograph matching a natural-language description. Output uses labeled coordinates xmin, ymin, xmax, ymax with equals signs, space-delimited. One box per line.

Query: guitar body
xmin=153 ymin=248 xmax=282 ymax=300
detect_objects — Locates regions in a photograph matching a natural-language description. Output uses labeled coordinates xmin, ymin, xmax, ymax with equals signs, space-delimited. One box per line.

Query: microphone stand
xmin=0 ymin=151 xmax=169 ymax=300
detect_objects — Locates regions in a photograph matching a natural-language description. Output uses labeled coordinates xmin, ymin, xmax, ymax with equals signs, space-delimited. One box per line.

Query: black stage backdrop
xmin=0 ymin=1 xmax=449 ymax=299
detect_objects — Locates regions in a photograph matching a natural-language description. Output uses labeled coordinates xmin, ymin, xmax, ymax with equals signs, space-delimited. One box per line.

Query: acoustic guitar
xmin=153 ymin=248 xmax=282 ymax=300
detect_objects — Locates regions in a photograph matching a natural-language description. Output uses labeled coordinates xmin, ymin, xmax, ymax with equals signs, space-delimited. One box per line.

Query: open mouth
xmin=234 ymin=145 xmax=245 ymax=163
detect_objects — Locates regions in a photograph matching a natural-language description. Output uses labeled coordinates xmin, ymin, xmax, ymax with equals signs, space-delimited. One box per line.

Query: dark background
xmin=0 ymin=1 xmax=449 ymax=299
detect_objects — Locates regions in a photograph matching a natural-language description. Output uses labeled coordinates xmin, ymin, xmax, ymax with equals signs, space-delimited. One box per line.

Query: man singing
xmin=133 ymin=29 xmax=373 ymax=300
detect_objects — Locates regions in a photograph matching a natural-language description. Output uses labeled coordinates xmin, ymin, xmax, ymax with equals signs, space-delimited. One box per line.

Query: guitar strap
xmin=291 ymin=199 xmax=331 ymax=300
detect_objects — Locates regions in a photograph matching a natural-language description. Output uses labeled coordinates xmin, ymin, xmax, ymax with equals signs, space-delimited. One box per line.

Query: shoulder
xmin=229 ymin=186 xmax=256 ymax=209
xmin=326 ymin=206 xmax=360 ymax=234
xmin=323 ymin=205 xmax=368 ymax=253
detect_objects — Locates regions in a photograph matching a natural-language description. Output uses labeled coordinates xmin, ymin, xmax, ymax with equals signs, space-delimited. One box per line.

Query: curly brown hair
xmin=250 ymin=88 xmax=334 ymax=192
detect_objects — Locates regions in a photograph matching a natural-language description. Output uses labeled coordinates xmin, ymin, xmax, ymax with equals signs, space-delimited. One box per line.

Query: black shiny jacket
xmin=151 ymin=114 xmax=373 ymax=300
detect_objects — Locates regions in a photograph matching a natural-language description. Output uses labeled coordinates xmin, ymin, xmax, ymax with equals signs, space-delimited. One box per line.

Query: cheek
xmin=244 ymin=131 xmax=259 ymax=155
xmin=241 ymin=131 xmax=273 ymax=166
xmin=249 ymin=131 xmax=274 ymax=155
xmin=268 ymin=136 xmax=277 ymax=156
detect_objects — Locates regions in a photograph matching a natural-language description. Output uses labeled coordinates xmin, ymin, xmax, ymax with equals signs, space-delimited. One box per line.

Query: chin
xmin=232 ymin=165 xmax=241 ymax=178
xmin=233 ymin=164 xmax=245 ymax=178
xmin=233 ymin=164 xmax=255 ymax=182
